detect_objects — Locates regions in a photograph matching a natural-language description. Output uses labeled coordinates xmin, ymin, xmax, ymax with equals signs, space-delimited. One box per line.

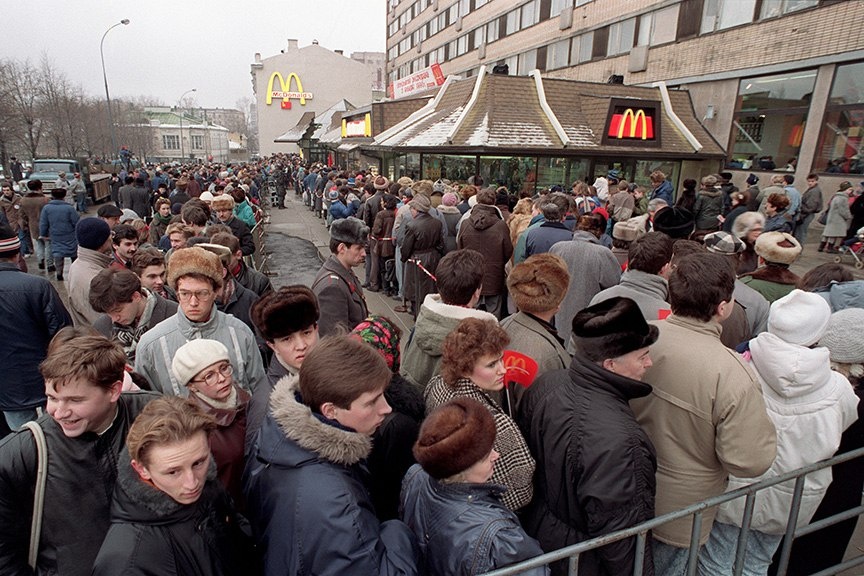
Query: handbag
xmin=21 ymin=421 xmax=48 ymax=570
xmin=818 ymin=206 xmax=829 ymax=226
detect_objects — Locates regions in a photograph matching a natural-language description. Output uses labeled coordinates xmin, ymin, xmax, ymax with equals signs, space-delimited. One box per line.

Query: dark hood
xmin=468 ymin=204 xmax=501 ymax=231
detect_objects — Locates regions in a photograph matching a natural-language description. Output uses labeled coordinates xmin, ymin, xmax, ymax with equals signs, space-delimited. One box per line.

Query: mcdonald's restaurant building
xmin=251 ymin=41 xmax=385 ymax=157
xmin=348 ymin=69 xmax=725 ymax=192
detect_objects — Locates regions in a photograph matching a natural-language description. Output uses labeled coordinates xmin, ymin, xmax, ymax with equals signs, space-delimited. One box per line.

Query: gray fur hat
xmin=330 ymin=217 xmax=369 ymax=245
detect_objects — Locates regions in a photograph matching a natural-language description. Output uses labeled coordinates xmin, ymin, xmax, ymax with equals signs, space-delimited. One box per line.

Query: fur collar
xmin=745 ymin=264 xmax=800 ymax=286
xmin=269 ymin=375 xmax=372 ymax=466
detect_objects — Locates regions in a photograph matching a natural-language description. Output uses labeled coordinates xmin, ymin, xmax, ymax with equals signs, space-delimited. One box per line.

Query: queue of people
xmin=1 ymin=156 xmax=864 ymax=576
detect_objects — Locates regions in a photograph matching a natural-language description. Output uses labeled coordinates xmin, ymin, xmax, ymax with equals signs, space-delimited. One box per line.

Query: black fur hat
xmin=251 ymin=285 xmax=320 ymax=341
xmin=572 ymin=297 xmax=659 ymax=362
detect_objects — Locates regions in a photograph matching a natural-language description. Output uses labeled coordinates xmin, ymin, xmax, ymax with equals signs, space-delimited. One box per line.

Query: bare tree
xmin=0 ymin=59 xmax=44 ymax=160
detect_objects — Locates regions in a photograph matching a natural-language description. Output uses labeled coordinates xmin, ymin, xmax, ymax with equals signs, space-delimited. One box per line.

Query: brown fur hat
xmin=412 ymin=179 xmax=434 ymax=197
xmin=167 ymin=246 xmax=224 ymax=290
xmin=507 ymin=253 xmax=570 ymax=314
xmin=413 ymin=397 xmax=496 ymax=480
xmin=210 ymin=194 xmax=235 ymax=211
xmin=755 ymin=231 xmax=801 ymax=265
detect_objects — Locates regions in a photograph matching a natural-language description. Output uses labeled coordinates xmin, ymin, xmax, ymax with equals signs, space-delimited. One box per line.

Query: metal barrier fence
xmin=481 ymin=446 xmax=864 ymax=576
xmin=247 ymin=201 xmax=276 ymax=277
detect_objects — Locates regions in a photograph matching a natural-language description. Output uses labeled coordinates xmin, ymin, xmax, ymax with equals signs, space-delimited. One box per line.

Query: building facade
xmin=250 ymin=41 xmax=385 ymax=156
xmin=386 ymin=0 xmax=864 ymax=191
xmin=140 ymin=108 xmax=230 ymax=164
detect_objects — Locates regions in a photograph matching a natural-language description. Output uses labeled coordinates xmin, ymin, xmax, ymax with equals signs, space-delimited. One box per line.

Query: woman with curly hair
xmin=424 ymin=317 xmax=535 ymax=511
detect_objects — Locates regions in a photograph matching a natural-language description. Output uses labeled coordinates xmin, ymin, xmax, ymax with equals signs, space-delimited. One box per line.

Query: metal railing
xmin=481 ymin=447 xmax=864 ymax=576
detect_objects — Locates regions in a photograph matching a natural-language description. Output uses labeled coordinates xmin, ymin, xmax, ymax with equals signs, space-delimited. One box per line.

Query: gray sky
xmin=1 ymin=0 xmax=386 ymax=110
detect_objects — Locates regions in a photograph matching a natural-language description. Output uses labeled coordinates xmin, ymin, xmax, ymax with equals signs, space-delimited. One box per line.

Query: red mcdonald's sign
xmin=608 ymin=108 xmax=655 ymax=140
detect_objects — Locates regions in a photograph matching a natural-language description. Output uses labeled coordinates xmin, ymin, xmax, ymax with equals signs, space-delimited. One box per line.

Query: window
xmin=475 ymin=0 xmax=488 ymax=8
xmin=760 ymin=0 xmax=818 ymax=19
xmin=486 ymin=19 xmax=499 ymax=42
xmin=729 ymin=70 xmax=817 ymax=171
xmin=472 ymin=27 xmax=485 ymax=50
xmin=816 ymin=62 xmax=864 ymax=174
xmin=459 ymin=0 xmax=471 ymax=17
xmin=517 ymin=49 xmax=537 ymax=75
xmin=521 ymin=0 xmax=540 ymax=28
xmin=547 ymin=38 xmax=570 ymax=70
xmin=456 ymin=34 xmax=468 ymax=57
xmin=480 ymin=156 xmax=537 ymax=194
xmin=505 ymin=9 xmax=520 ymax=35
xmin=423 ymin=154 xmax=476 ymax=182
xmin=701 ymin=0 xmax=756 ymax=34
xmin=607 ymin=18 xmax=635 ymax=56
xmin=163 ymin=135 xmax=180 ymax=150
xmin=449 ymin=3 xmax=459 ymax=24
xmin=637 ymin=5 xmax=679 ymax=46
xmin=428 ymin=16 xmax=439 ymax=36
xmin=191 ymin=135 xmax=204 ymax=150
xmin=551 ymin=0 xmax=573 ymax=18
xmin=570 ymin=32 xmax=593 ymax=63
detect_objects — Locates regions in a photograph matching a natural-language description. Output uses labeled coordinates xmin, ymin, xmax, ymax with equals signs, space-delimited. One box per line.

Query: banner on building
xmin=388 ymin=63 xmax=445 ymax=100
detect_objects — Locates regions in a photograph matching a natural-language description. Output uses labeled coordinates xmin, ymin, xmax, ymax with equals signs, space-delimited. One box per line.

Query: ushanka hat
xmin=507 ymin=253 xmax=570 ymax=314
xmin=571 ymin=296 xmax=659 ymax=362
xmin=652 ymin=206 xmax=695 ymax=239
xmin=167 ymin=246 xmax=224 ymax=290
xmin=172 ymin=339 xmax=230 ymax=388
xmin=210 ymin=194 xmax=235 ymax=211
xmin=251 ymin=285 xmax=319 ymax=341
xmin=329 ymin=217 xmax=368 ymax=245
xmin=755 ymin=231 xmax=801 ymax=265
xmin=413 ymin=397 xmax=496 ymax=480
xmin=612 ymin=219 xmax=645 ymax=242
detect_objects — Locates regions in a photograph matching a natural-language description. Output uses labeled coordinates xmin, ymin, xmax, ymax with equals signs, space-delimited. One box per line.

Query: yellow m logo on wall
xmin=266 ymin=72 xmax=312 ymax=107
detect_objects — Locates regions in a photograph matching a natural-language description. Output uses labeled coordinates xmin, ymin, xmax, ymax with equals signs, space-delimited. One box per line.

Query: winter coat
xmin=800 ymin=185 xmax=823 ymax=217
xmin=692 ymin=188 xmax=724 ymax=231
xmin=438 ymin=205 xmax=461 ymax=253
xmin=402 ymin=212 xmax=444 ymax=304
xmin=234 ymin=200 xmax=257 ymax=229
xmin=425 ymin=377 xmax=535 ymax=511
xmin=243 ymin=376 xmax=419 ymax=576
xmin=225 ymin=215 xmax=256 ymax=256
xmin=716 ymin=333 xmax=858 ymax=534
xmin=550 ymin=231 xmax=621 ymax=346
xmin=739 ymin=264 xmax=800 ymax=303
xmin=188 ymin=387 xmax=251 ymax=507
xmin=524 ymin=221 xmax=572 ymax=258
xmin=733 ymin=279 xmax=770 ymax=337
xmin=329 ymin=199 xmax=356 ymax=221
xmin=400 ymin=464 xmax=547 ymax=576
xmin=848 ymin=194 xmax=864 ymax=238
xmin=312 ymin=255 xmax=368 ymax=337
xmin=518 ymin=354 xmax=657 ymax=576
xmin=67 ymin=246 xmax=113 ymax=326
xmin=18 ymin=193 xmax=48 ymax=240
xmin=630 ymin=314 xmax=777 ymax=547
xmin=650 ymin=180 xmax=674 ymax=204
xmin=121 ymin=185 xmax=152 ymax=220
xmin=0 ymin=392 xmax=157 ymax=576
xmin=721 ymin=204 xmax=748 ymax=233
xmin=93 ymin=289 xmax=179 ymax=363
xmin=400 ymin=294 xmax=498 ymax=390
xmin=135 ymin=307 xmax=267 ymax=397
xmin=93 ymin=451 xmax=251 ymax=576
xmin=245 ymin=357 xmax=294 ymax=456
xmin=589 ymin=269 xmax=670 ymax=322
xmin=149 ymin=212 xmax=172 ymax=245
xmin=609 ymin=190 xmax=635 ymax=221
xmin=0 ymin=262 xmax=72 ymax=410
xmin=233 ymin=260 xmax=273 ymax=297
xmin=457 ymin=204 xmax=513 ymax=296
xmin=764 ymin=211 xmax=792 ymax=233
xmin=823 ymin=192 xmax=852 ymax=238
xmin=216 ymin=279 xmax=260 ymax=338
xmin=373 ymin=209 xmax=397 ymax=259
xmin=38 ymin=199 xmax=78 ymax=257
xmin=0 ymin=193 xmax=23 ymax=232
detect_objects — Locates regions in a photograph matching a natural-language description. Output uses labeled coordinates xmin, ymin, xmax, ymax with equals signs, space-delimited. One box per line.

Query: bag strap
xmin=21 ymin=421 xmax=47 ymax=570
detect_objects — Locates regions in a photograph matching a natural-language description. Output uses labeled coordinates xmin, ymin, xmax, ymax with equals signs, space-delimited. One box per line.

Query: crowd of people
xmin=0 ymin=154 xmax=864 ymax=576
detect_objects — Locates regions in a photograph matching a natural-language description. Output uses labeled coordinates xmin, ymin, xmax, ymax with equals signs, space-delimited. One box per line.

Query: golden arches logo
xmin=504 ymin=355 xmax=530 ymax=377
xmin=608 ymin=107 xmax=655 ymax=140
xmin=266 ymin=72 xmax=312 ymax=106
xmin=617 ymin=109 xmax=647 ymax=140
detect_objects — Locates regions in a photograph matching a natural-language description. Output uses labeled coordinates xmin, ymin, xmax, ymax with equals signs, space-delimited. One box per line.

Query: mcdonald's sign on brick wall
xmin=266 ymin=72 xmax=314 ymax=110
xmin=603 ymin=100 xmax=661 ymax=146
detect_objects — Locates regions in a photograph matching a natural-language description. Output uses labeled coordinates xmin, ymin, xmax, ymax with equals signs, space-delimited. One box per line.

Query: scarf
xmin=112 ymin=290 xmax=157 ymax=362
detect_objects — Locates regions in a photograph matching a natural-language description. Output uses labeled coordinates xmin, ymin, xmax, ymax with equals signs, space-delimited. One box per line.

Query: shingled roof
xmin=370 ymin=71 xmax=725 ymax=158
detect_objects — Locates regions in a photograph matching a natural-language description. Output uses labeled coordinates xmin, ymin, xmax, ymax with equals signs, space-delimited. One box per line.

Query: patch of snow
xmin=465 ymin=113 xmax=490 ymax=146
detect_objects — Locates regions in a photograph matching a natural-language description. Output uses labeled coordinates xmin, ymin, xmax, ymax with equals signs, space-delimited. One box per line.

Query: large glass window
xmin=637 ymin=5 xmax=679 ymax=46
xmin=459 ymin=0 xmax=471 ymax=17
xmin=517 ymin=50 xmax=537 ymax=75
xmin=571 ymin=32 xmax=593 ymax=63
xmin=505 ymin=9 xmax=521 ymax=35
xmin=729 ymin=70 xmax=816 ymax=171
xmin=536 ymin=157 xmax=568 ymax=190
xmin=816 ymin=62 xmax=864 ymax=174
xmin=607 ymin=18 xmax=635 ymax=56
xmin=473 ymin=27 xmax=485 ymax=50
xmin=487 ymin=19 xmax=499 ymax=42
xmin=163 ymin=135 xmax=180 ymax=150
xmin=760 ymin=0 xmax=818 ymax=19
xmin=521 ymin=0 xmax=540 ymax=28
xmin=479 ymin=156 xmax=537 ymax=194
xmin=634 ymin=160 xmax=680 ymax=191
xmin=393 ymin=153 xmax=421 ymax=180
xmin=547 ymin=38 xmax=570 ymax=71
xmin=701 ymin=0 xmax=756 ymax=34
xmin=422 ymin=154 xmax=476 ymax=182
xmin=551 ymin=0 xmax=573 ymax=18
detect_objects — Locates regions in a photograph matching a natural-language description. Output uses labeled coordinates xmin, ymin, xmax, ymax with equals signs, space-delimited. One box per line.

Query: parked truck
xmin=26 ymin=158 xmax=112 ymax=203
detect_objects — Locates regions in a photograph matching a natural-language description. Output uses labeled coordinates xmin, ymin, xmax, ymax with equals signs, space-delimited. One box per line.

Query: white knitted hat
xmin=818 ymin=308 xmax=864 ymax=364
xmin=171 ymin=339 xmax=230 ymax=388
xmin=767 ymin=289 xmax=832 ymax=347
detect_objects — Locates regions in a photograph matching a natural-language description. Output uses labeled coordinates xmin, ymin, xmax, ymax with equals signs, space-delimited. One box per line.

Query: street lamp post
xmin=100 ymin=19 xmax=130 ymax=159
xmin=178 ymin=88 xmax=197 ymax=162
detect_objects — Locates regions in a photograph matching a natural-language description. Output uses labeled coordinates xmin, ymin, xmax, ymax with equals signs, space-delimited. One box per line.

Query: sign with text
xmin=266 ymin=72 xmax=313 ymax=110
xmin=603 ymin=99 xmax=661 ymax=147
xmin=342 ymin=113 xmax=372 ymax=138
xmin=389 ymin=63 xmax=445 ymax=100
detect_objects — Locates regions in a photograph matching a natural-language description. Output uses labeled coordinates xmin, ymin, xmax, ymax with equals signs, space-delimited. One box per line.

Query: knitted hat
xmin=441 ymin=192 xmax=458 ymax=207
xmin=572 ymin=297 xmax=659 ymax=361
xmin=755 ymin=231 xmax=801 ymax=265
xmin=819 ymin=308 xmax=864 ymax=364
xmin=612 ymin=219 xmax=645 ymax=242
xmin=351 ymin=315 xmax=402 ymax=373
xmin=768 ymin=289 xmax=832 ymax=347
xmin=211 ymin=194 xmax=235 ymax=210
xmin=652 ymin=207 xmax=695 ymax=239
xmin=413 ymin=398 xmax=496 ymax=480
xmin=409 ymin=194 xmax=431 ymax=213
xmin=0 ymin=224 xmax=20 ymax=257
xmin=703 ymin=231 xmax=745 ymax=255
xmin=119 ymin=209 xmax=139 ymax=224
xmin=507 ymin=253 xmax=570 ymax=314
xmin=330 ymin=217 xmax=368 ymax=245
xmin=373 ymin=175 xmax=390 ymax=190
xmin=167 ymin=246 xmax=224 ymax=290
xmin=200 ymin=191 xmax=215 ymax=202
xmin=75 ymin=218 xmax=112 ymax=250
xmin=171 ymin=339 xmax=230 ymax=388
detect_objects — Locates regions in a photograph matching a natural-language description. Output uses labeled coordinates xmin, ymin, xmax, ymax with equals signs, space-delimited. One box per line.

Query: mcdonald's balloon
xmin=503 ymin=350 xmax=539 ymax=389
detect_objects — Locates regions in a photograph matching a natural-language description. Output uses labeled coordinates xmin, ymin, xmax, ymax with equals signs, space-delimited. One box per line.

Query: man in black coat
xmin=312 ymin=217 xmax=369 ymax=336
xmin=0 ymin=332 xmax=157 ymax=576
xmin=518 ymin=297 xmax=658 ymax=576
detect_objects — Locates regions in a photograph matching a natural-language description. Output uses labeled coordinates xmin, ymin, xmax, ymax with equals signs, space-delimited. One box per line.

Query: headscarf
xmin=351 ymin=315 xmax=401 ymax=373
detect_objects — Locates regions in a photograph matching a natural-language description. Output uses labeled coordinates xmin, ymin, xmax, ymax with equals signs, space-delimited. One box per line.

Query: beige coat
xmin=630 ymin=314 xmax=776 ymax=547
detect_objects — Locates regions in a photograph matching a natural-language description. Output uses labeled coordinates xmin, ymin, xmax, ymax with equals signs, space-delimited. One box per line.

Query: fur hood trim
xmin=269 ymin=375 xmax=372 ymax=466
xmin=746 ymin=264 xmax=800 ymax=286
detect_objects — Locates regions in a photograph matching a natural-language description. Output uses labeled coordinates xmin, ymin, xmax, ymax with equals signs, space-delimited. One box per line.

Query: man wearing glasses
xmin=134 ymin=246 xmax=266 ymax=397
